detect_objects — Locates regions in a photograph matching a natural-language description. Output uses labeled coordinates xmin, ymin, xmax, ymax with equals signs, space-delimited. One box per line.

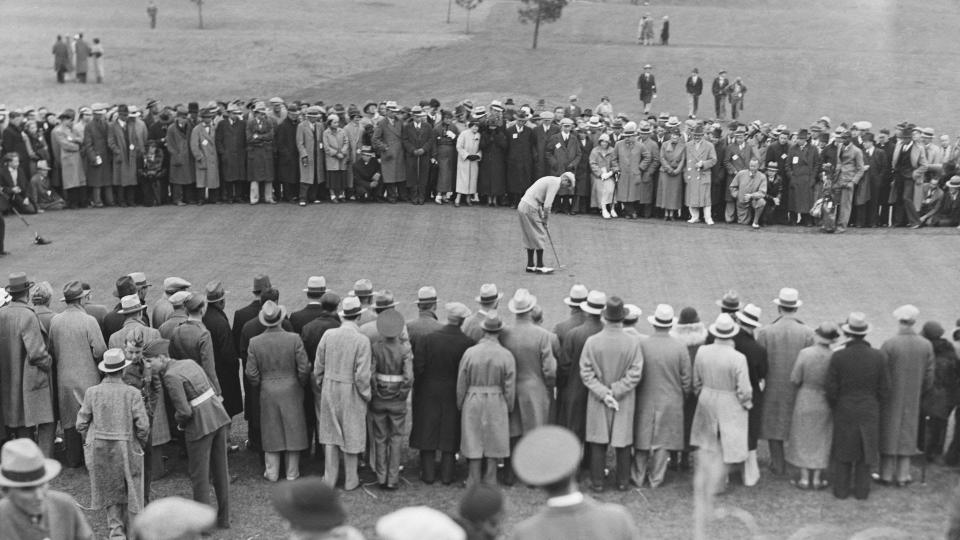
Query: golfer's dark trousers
xmin=832 ymin=459 xmax=871 ymax=500
xmin=62 ymin=427 xmax=84 ymax=467
xmin=187 ymin=425 xmax=230 ymax=527
xmin=589 ymin=443 xmax=631 ymax=489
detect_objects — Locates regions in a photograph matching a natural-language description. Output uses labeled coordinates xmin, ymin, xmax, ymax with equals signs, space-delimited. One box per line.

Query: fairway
xmin=8 ymin=202 xmax=958 ymax=539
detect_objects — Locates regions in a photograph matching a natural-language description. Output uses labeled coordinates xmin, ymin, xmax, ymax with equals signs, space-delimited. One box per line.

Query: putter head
xmin=34 ymin=235 xmax=51 ymax=245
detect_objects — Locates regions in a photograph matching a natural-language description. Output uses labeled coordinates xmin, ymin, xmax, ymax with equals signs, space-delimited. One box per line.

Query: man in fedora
xmin=462 ymin=283 xmax=503 ymax=342
xmin=579 ymin=297 xmax=643 ymax=492
xmin=152 ymin=277 xmax=191 ymax=329
xmin=500 ymin=289 xmax=557 ymax=485
xmin=290 ymin=276 xmax=327 ymax=334
xmin=457 ymin=313 xmax=516 ymax=487
xmin=351 ymin=145 xmax=381 ymax=202
xmin=170 ymin=292 xmax=222 ymax=396
xmin=76 ymin=349 xmax=150 ymax=538
xmin=157 ymin=291 xmax=190 ymax=338
xmin=757 ymin=287 xmax=814 ymax=476
xmin=633 ymin=304 xmax=691 ymax=488
xmin=733 ymin=303 xmax=767 ymax=486
xmin=360 ymin=291 xmax=409 ymax=342
xmin=48 ymin=280 xmax=107 ymax=468
xmin=637 ymin=64 xmax=657 ymax=114
xmin=0 ymin=438 xmax=93 ymax=540
xmin=403 ymin=105 xmax=435 ymax=205
xmin=108 ymin=104 xmax=142 ymax=207
xmin=202 ymin=281 xmax=243 ymax=422
xmin=144 ymin=339 xmax=231 ymax=528
xmin=271 ymin=477 xmax=362 ymax=539
xmin=109 ymin=294 xmax=161 ymax=349
xmin=511 ymin=426 xmax=641 ymax=540
xmin=407 ymin=286 xmax=443 ymax=346
xmin=232 ymin=274 xmax=271 ymax=354
xmin=557 ymin=290 xmax=606 ymax=451
xmin=352 ymin=278 xmax=377 ymax=326
xmin=300 ymin=291 xmax=342 ymax=365
xmin=0 ymin=272 xmax=55 ymax=456
xmin=246 ymin=102 xmax=276 ymax=205
xmin=246 ymin=301 xmax=310 ymax=482
xmin=553 ymin=284 xmax=588 ymax=352
xmin=315 ymin=296 xmax=372 ymax=490
xmin=877 ymin=305 xmax=934 ymax=486
xmin=369 ymin=310 xmax=413 ymax=490
xmin=826 ymin=313 xmax=890 ymax=500
xmin=373 ymin=101 xmax=406 ymax=202
xmin=216 ymin=102 xmax=248 ymax=204
xmin=410 ymin=302 xmax=475 ymax=485
xmin=103 ymin=275 xmax=146 ymax=341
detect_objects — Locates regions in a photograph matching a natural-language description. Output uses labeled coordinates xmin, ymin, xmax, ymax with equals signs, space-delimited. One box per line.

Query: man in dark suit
xmin=231 ymin=274 xmax=270 ymax=452
xmin=216 ymin=103 xmax=248 ymax=203
xmin=724 ymin=126 xmax=759 ymax=223
xmin=685 ymin=68 xmax=703 ymax=118
xmin=402 ymin=106 xmax=435 ymax=205
xmin=202 ymin=281 xmax=243 ymax=422
xmin=637 ymin=64 xmax=657 ymax=114
xmin=533 ymin=112 xmax=559 ymax=180
xmin=890 ymin=127 xmax=928 ymax=227
xmin=289 ymin=276 xmax=326 ymax=334
xmin=712 ymin=70 xmax=730 ymax=119
xmin=825 ymin=313 xmax=890 ymax=500
xmin=546 ymin=118 xmax=582 ymax=213
xmin=565 ymin=95 xmax=582 ymax=119
xmin=855 ymin=132 xmax=888 ymax=227
xmin=505 ymin=110 xmax=536 ymax=206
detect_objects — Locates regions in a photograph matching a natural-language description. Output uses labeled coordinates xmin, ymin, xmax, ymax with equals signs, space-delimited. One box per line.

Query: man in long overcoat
xmin=856 ymin=132 xmax=888 ymax=227
xmin=552 ymin=284 xmax=588 ymax=350
xmin=402 ymin=106 xmax=435 ymax=204
xmin=580 ymin=297 xmax=644 ymax=491
xmin=51 ymin=113 xmax=85 ymax=207
xmin=546 ymin=118 xmax=581 ymax=213
xmin=826 ymin=313 xmax=890 ymax=499
xmin=190 ymin=107 xmax=220 ymax=202
xmin=48 ymin=281 xmax=107 ymax=467
xmin=499 ymin=289 xmax=557 ymax=484
xmin=786 ymin=128 xmax=821 ymax=224
xmin=683 ymin=124 xmax=718 ymax=223
xmin=637 ymin=122 xmax=661 ymax=217
xmin=166 ymin=106 xmax=195 ymax=205
xmin=315 ymin=296 xmax=372 ymax=491
xmin=295 ymin=106 xmax=325 ymax=204
xmin=878 ymin=305 xmax=934 ymax=485
xmin=637 ymin=65 xmax=657 ymax=114
xmin=612 ymin=123 xmax=649 ymax=218
xmin=246 ymin=103 xmax=276 ymax=204
xmin=52 ymin=35 xmax=69 ymax=83
xmin=723 ymin=126 xmax=759 ymax=223
xmin=82 ymin=105 xmax=114 ymax=206
xmin=410 ymin=302 xmax=474 ymax=485
xmin=215 ymin=103 xmax=247 ymax=203
xmin=202 ymin=281 xmax=243 ymax=419
xmin=532 ymin=112 xmax=559 ymax=180
xmin=505 ymin=110 xmax=536 ymax=205
xmin=0 ymin=272 xmax=56 ymax=456
xmin=274 ymin=108 xmax=301 ymax=201
xmin=634 ymin=304 xmax=691 ymax=488
xmin=372 ymin=102 xmax=405 ymax=202
xmin=557 ymin=290 xmax=605 ymax=445
xmin=74 ymin=34 xmax=91 ymax=83
xmin=107 ymin=104 xmax=142 ymax=207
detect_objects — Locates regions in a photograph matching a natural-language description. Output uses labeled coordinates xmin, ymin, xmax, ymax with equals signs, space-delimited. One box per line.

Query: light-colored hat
xmin=0 ymin=438 xmax=62 ymax=487
xmin=586 ymin=116 xmax=602 ymax=128
xmin=132 ymin=497 xmax=217 ymax=540
xmin=305 ymin=105 xmax=323 ymax=117
xmin=512 ymin=425 xmax=582 ymax=486
xmin=489 ymin=100 xmax=504 ymax=111
xmin=471 ymin=105 xmax=487 ymax=120
xmin=385 ymin=100 xmax=400 ymax=112
xmin=947 ymin=176 xmax=960 ymax=189
xmin=508 ymin=288 xmax=537 ymax=314
xmin=416 ymin=286 xmax=437 ymax=305
xmin=129 ymin=272 xmax=150 ymax=289
xmin=98 ymin=348 xmax=131 ymax=373
xmin=326 ymin=113 xmax=340 ymax=124
xmin=622 ymin=121 xmax=638 ymax=136
xmin=563 ymin=284 xmax=589 ymax=307
xmin=773 ymin=287 xmax=802 ymax=308
xmin=643 ymin=63 xmax=652 ymax=69
xmin=353 ymin=279 xmax=374 ymax=298
xmin=648 ymin=304 xmax=676 ymax=328
xmin=410 ymin=105 xmax=426 ymax=116
xmin=559 ymin=117 xmax=574 ymax=127
xmin=893 ymin=304 xmax=919 ymax=323
xmin=580 ymin=290 xmax=606 ymax=315
xmin=339 ymin=296 xmax=365 ymax=318
xmin=481 ymin=313 xmax=504 ymax=332
xmin=708 ymin=313 xmax=740 ymax=339
xmin=61 ymin=280 xmax=90 ymax=303
xmin=736 ymin=303 xmax=762 ymax=328
xmin=36 ymin=160 xmax=51 ymax=171
xmin=376 ymin=506 xmax=466 ymax=540
xmin=624 ymin=304 xmax=642 ymax=323
xmin=226 ymin=102 xmax=243 ymax=114
xmin=539 ymin=111 xmax=555 ymax=121
xmin=841 ymin=312 xmax=870 ymax=336
xmin=168 ymin=290 xmax=191 ymax=307
xmin=303 ymin=276 xmax=326 ymax=294
xmin=258 ymin=300 xmax=287 ymax=327
xmin=269 ymin=96 xmax=284 ymax=105
xmin=475 ymin=283 xmax=502 ymax=304
xmin=205 ymin=280 xmax=226 ymax=303
xmin=444 ymin=302 xmax=471 ymax=322
xmin=162 ymin=277 xmax=191 ymax=294
xmin=118 ymin=294 xmax=147 ymax=315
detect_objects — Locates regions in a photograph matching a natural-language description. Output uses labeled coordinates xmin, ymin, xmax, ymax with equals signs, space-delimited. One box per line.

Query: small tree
xmin=191 ymin=0 xmax=204 ymax=29
xmin=456 ymin=0 xmax=481 ymax=34
xmin=518 ymin=0 xmax=569 ymax=49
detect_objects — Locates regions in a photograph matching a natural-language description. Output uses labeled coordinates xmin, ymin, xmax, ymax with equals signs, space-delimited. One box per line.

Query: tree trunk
xmin=465 ymin=8 xmax=471 ymax=34
xmin=531 ymin=2 xmax=542 ymax=49
xmin=197 ymin=1 xmax=204 ymax=29
xmin=447 ymin=0 xmax=453 ymax=23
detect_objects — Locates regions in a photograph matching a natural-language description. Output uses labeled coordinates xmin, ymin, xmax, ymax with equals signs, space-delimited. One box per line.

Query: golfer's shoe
xmin=536 ymin=267 xmax=555 ymax=274
xmin=610 ymin=208 xmax=618 ymax=218
xmin=525 ymin=266 xmax=537 ymax=273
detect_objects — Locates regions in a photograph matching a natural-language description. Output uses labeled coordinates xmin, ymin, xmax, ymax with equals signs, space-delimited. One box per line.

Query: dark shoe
xmin=616 ymin=483 xmax=630 ymax=492
xmin=0 ymin=251 xmax=9 ymax=257
xmin=379 ymin=483 xmax=398 ymax=491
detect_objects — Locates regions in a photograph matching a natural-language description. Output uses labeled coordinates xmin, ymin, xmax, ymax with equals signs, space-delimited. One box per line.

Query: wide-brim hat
xmin=5 ymin=272 xmax=33 ymax=294
xmin=715 ymin=290 xmax=742 ymax=312
xmin=259 ymin=300 xmax=287 ymax=327
xmin=947 ymin=176 xmax=960 ymax=189
xmin=416 ymin=286 xmax=438 ymax=305
xmin=736 ymin=303 xmax=762 ymax=328
xmin=580 ymin=290 xmax=606 ymax=315
xmin=339 ymin=296 xmax=366 ymax=318
xmin=0 ymin=438 xmax=62 ymax=488
xmin=512 ymin=426 xmax=582 ymax=486
xmin=117 ymin=294 xmax=147 ymax=315
xmin=205 ymin=280 xmax=226 ymax=303
xmin=563 ymin=284 xmax=589 ymax=307
xmin=98 ymin=349 xmax=131 ymax=373
xmin=61 ymin=280 xmax=90 ymax=303
xmin=773 ymin=287 xmax=802 ymax=308
xmin=271 ymin=477 xmax=346 ymax=532
xmin=508 ymin=289 xmax=537 ymax=314
xmin=841 ymin=312 xmax=870 ymax=336
xmin=708 ymin=313 xmax=740 ymax=339
xmin=648 ymin=304 xmax=676 ymax=328
xmin=475 ymin=284 xmax=502 ymax=304
xmin=602 ymin=297 xmax=626 ymax=322
xmin=481 ymin=314 xmax=504 ymax=333
xmin=303 ymin=276 xmax=327 ymax=294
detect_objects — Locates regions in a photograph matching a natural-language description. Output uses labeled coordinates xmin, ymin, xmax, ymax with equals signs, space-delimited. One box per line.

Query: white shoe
xmin=752 ymin=223 xmax=760 ymax=229
xmin=435 ymin=195 xmax=443 ymax=204
xmin=687 ymin=217 xmax=699 ymax=224
xmin=537 ymin=267 xmax=555 ymax=274
xmin=602 ymin=208 xmax=611 ymax=219
xmin=610 ymin=208 xmax=619 ymax=218
xmin=705 ymin=217 xmax=715 ymax=225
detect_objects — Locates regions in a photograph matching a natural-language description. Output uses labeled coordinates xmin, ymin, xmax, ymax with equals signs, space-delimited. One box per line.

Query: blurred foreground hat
xmin=133 ymin=497 xmax=216 ymax=540
xmin=0 ymin=438 xmax=62 ymax=488
xmin=512 ymin=425 xmax=582 ymax=486
xmin=271 ymin=477 xmax=346 ymax=532
xmin=376 ymin=506 xmax=465 ymax=540
xmin=163 ymin=277 xmax=191 ymax=294
xmin=893 ymin=304 xmax=919 ymax=323
xmin=376 ymin=309 xmax=405 ymax=339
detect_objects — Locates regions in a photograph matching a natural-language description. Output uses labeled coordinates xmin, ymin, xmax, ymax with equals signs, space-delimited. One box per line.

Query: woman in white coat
xmin=455 ymin=121 xmax=482 ymax=207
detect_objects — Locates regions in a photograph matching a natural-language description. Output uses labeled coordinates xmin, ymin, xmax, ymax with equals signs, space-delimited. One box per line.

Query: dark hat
xmin=677 ymin=307 xmax=700 ymax=325
xmin=922 ymin=320 xmax=945 ymax=340
xmin=271 ymin=477 xmax=346 ymax=532
xmin=512 ymin=426 xmax=582 ymax=486
xmin=5 ymin=272 xmax=33 ymax=294
xmin=602 ymin=296 xmax=626 ymax=322
xmin=142 ymin=339 xmax=170 ymax=357
xmin=116 ymin=104 xmax=129 ymax=114
xmin=814 ymin=322 xmax=840 ymax=341
xmin=187 ymin=102 xmax=199 ymax=113
xmin=252 ymin=274 xmax=271 ymax=294
xmin=320 ymin=291 xmax=341 ymax=311
xmin=481 ymin=313 xmax=504 ymax=333
xmin=175 ymin=105 xmax=188 ymax=117
xmin=205 ymin=280 xmax=226 ymax=303
xmin=376 ymin=309 xmax=405 ymax=339
xmin=183 ymin=292 xmax=206 ymax=312
xmin=373 ymin=291 xmax=399 ymax=310
xmin=861 ymin=132 xmax=875 ymax=143
xmin=146 ymin=98 xmax=159 ymax=109
xmin=716 ymin=290 xmax=742 ymax=312
xmin=459 ymin=484 xmax=504 ymax=524
xmin=113 ymin=275 xmax=137 ymax=297
xmin=61 ymin=280 xmax=89 ymax=303
xmin=59 ymin=109 xmax=76 ymax=120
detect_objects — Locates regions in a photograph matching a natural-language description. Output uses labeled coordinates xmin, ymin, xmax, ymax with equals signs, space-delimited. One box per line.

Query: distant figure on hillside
xmin=660 ymin=16 xmax=670 ymax=45
xmin=728 ymin=77 xmax=748 ymax=120
xmin=74 ymin=33 xmax=91 ymax=84
xmin=91 ymin=38 xmax=104 ymax=83
xmin=637 ymin=64 xmax=657 ymax=114
xmin=52 ymin=35 xmax=69 ymax=84
xmin=637 ymin=14 xmax=654 ymax=45
xmin=147 ymin=1 xmax=158 ymax=29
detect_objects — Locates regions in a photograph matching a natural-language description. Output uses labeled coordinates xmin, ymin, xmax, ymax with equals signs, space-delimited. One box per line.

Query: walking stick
xmin=921 ymin=415 xmax=929 ymax=484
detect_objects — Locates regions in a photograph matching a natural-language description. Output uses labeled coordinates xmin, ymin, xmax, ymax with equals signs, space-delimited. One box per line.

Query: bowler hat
xmin=0 ymin=438 xmax=62 ymax=488
xmin=708 ymin=313 xmax=740 ymax=339
xmin=258 ymin=300 xmax=286 ymax=327
xmin=376 ymin=310 xmax=405 ymax=339
xmin=320 ymin=292 xmax=341 ymax=310
xmin=271 ymin=477 xmax=346 ymax=532
xmin=841 ymin=312 xmax=870 ymax=336
xmin=5 ymin=272 xmax=33 ymax=294
xmin=507 ymin=288 xmax=537 ymax=314
xmin=677 ymin=307 xmax=700 ymax=325
xmin=648 ymin=304 xmax=676 ymax=328
xmin=98 ymin=348 xmax=131 ymax=374
xmin=512 ymin=425 xmax=582 ymax=486
xmin=61 ymin=280 xmax=89 ymax=303
xmin=602 ymin=296 xmax=626 ymax=322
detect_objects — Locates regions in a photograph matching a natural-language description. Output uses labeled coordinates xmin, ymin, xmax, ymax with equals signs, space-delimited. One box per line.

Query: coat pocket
xmin=24 ymin=363 xmax=50 ymax=391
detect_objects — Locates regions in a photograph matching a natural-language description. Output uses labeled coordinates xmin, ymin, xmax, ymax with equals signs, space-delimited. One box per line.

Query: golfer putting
xmin=518 ymin=172 xmax=575 ymax=274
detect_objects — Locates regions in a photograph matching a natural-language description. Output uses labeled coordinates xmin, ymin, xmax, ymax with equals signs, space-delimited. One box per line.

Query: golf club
xmin=11 ymin=207 xmax=52 ymax=245
xmin=543 ymin=221 xmax=567 ymax=270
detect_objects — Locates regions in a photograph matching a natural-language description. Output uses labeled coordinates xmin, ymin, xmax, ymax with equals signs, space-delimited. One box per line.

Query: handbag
xmin=810 ymin=197 xmax=824 ymax=218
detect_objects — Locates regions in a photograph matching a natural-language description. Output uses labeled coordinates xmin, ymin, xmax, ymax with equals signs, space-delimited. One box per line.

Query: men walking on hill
xmin=685 ymin=68 xmax=703 ymax=118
